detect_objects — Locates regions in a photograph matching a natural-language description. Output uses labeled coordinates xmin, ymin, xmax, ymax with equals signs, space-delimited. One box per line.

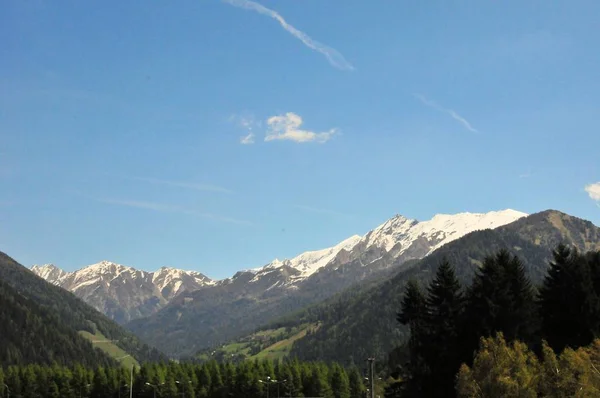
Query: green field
xmin=250 ymin=325 xmax=317 ymax=360
xmin=198 ymin=323 xmax=320 ymax=362
xmin=79 ymin=330 xmax=139 ymax=368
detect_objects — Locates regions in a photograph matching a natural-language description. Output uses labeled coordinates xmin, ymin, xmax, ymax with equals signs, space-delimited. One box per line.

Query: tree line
xmin=0 ymin=359 xmax=368 ymax=398
xmin=390 ymin=245 xmax=600 ymax=397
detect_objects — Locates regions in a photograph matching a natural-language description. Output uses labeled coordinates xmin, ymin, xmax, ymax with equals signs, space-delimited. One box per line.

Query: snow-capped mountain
xmin=33 ymin=209 xmax=526 ymax=329
xmin=235 ymin=209 xmax=526 ymax=289
xmin=31 ymin=261 xmax=213 ymax=323
xmin=128 ymin=209 xmax=527 ymax=357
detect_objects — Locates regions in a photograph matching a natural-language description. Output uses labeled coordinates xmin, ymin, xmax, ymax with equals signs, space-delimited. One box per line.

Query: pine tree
xmin=330 ymin=364 xmax=351 ymax=398
xmin=397 ymin=280 xmax=428 ymax=396
xmin=90 ymin=367 xmax=110 ymax=398
xmin=348 ymin=366 xmax=365 ymax=398
xmin=539 ymin=245 xmax=600 ymax=352
xmin=462 ymin=250 xmax=536 ymax=365
xmin=423 ymin=259 xmax=464 ymax=398
xmin=307 ymin=366 xmax=333 ymax=398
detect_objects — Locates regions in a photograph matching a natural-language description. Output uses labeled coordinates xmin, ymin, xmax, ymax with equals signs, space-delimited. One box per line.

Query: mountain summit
xmin=31 ymin=261 xmax=214 ymax=323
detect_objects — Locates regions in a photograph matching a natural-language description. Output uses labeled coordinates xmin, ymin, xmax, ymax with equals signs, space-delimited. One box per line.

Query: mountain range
xmin=32 ymin=262 xmax=214 ymax=323
xmin=32 ymin=210 xmax=526 ymax=328
xmin=125 ymin=209 xmax=526 ymax=357
xmin=18 ymin=208 xmax=600 ymax=363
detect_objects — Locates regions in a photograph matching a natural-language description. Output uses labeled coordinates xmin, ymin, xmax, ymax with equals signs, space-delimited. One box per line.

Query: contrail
xmin=222 ymin=0 xmax=354 ymax=71
xmin=414 ymin=94 xmax=478 ymax=133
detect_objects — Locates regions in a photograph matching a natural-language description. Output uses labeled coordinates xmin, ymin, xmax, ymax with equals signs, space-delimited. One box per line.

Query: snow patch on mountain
xmin=362 ymin=209 xmax=527 ymax=257
xmin=30 ymin=264 xmax=68 ymax=284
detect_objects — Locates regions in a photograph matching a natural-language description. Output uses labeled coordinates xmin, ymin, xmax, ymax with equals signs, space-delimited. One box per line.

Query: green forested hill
xmin=0 ymin=251 xmax=165 ymax=366
xmin=276 ymin=210 xmax=600 ymax=364
xmin=0 ymin=279 xmax=116 ymax=366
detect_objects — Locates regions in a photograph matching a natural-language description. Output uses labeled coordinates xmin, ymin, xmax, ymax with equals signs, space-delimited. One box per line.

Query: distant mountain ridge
xmin=126 ymin=209 xmax=526 ymax=357
xmin=31 ymin=261 xmax=215 ymax=324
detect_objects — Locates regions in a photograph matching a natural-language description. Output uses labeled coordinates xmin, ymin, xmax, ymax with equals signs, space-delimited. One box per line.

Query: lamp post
xmin=175 ymin=380 xmax=192 ymax=398
xmin=258 ymin=376 xmax=271 ymax=398
xmin=259 ymin=377 xmax=287 ymax=398
xmin=146 ymin=382 xmax=163 ymax=398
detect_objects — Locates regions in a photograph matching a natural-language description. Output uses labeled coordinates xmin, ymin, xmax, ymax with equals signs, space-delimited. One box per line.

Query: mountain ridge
xmin=126 ymin=208 xmax=526 ymax=357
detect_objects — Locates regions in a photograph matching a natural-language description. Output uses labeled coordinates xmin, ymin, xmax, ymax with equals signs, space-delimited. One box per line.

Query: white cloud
xmin=129 ymin=176 xmax=232 ymax=194
xmin=240 ymin=132 xmax=255 ymax=145
xmin=585 ymin=182 xmax=600 ymax=202
xmin=222 ymin=0 xmax=354 ymax=71
xmin=265 ymin=112 xmax=338 ymax=143
xmin=97 ymin=198 xmax=251 ymax=225
xmin=414 ymin=94 xmax=478 ymax=133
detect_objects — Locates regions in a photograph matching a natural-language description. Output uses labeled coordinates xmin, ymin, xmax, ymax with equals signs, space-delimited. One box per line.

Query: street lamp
xmin=175 ymin=380 xmax=192 ymax=398
xmin=258 ymin=376 xmax=271 ymax=398
xmin=145 ymin=382 xmax=163 ymax=398
xmin=259 ymin=377 xmax=288 ymax=398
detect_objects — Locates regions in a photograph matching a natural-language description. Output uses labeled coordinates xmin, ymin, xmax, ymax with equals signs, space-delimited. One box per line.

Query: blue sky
xmin=2 ymin=0 xmax=599 ymax=279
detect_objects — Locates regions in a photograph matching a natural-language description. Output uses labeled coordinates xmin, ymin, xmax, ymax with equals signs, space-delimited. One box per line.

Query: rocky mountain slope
xmin=31 ymin=261 xmax=214 ymax=324
xmin=0 ymin=251 xmax=165 ymax=365
xmin=127 ymin=209 xmax=526 ymax=357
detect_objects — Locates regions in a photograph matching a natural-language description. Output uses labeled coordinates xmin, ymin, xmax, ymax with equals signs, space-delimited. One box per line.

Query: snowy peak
xmin=151 ymin=266 xmax=214 ymax=299
xmin=362 ymin=209 xmax=527 ymax=257
xmin=30 ymin=260 xmax=215 ymax=323
xmin=286 ymin=234 xmax=361 ymax=277
xmin=248 ymin=234 xmax=362 ymax=281
xmin=30 ymin=264 xmax=68 ymax=284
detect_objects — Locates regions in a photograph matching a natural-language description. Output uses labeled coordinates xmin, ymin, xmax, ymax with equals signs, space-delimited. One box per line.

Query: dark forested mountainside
xmin=0 ymin=252 xmax=165 ymax=365
xmin=282 ymin=210 xmax=600 ymax=364
xmin=0 ymin=279 xmax=116 ymax=367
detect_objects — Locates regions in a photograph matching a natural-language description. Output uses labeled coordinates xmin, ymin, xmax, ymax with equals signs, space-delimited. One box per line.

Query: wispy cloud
xmin=231 ymin=113 xmax=258 ymax=145
xmin=240 ymin=132 xmax=255 ymax=145
xmin=128 ymin=176 xmax=232 ymax=194
xmin=414 ymin=94 xmax=478 ymax=133
xmin=585 ymin=182 xmax=600 ymax=205
xmin=519 ymin=171 xmax=533 ymax=179
xmin=265 ymin=112 xmax=338 ymax=143
xmin=222 ymin=0 xmax=354 ymax=71
xmin=98 ymin=198 xmax=252 ymax=225
xmin=294 ymin=205 xmax=350 ymax=218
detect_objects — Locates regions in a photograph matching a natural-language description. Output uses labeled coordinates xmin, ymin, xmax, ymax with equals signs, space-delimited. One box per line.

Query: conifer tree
xmin=423 ymin=259 xmax=464 ymax=398
xmin=462 ymin=250 xmax=536 ymax=364
xmin=398 ymin=280 xmax=428 ymax=396
xmin=539 ymin=245 xmax=600 ymax=352
xmin=348 ymin=366 xmax=365 ymax=398
xmin=331 ymin=364 xmax=351 ymax=398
